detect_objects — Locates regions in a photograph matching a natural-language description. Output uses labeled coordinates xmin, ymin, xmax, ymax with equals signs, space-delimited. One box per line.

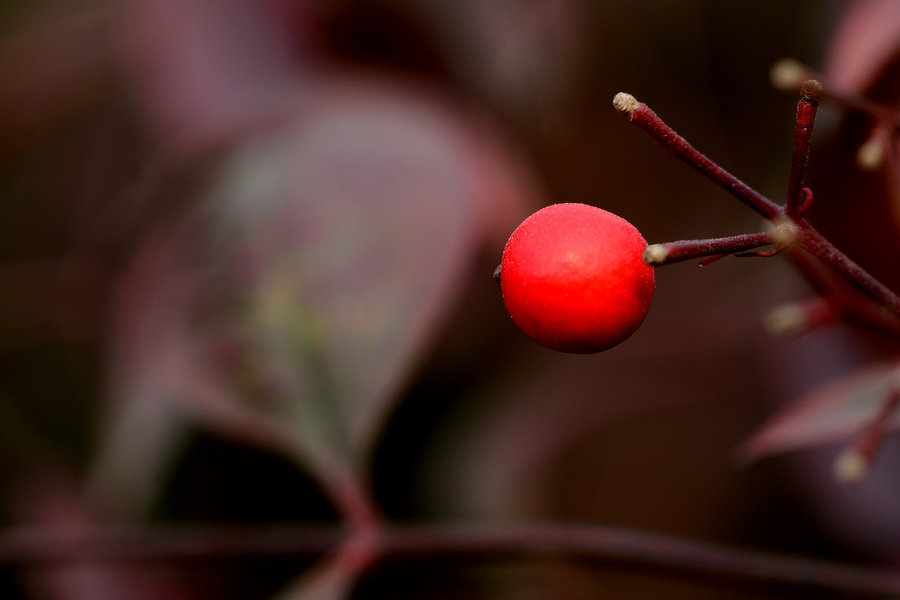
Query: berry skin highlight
xmin=500 ymin=203 xmax=655 ymax=353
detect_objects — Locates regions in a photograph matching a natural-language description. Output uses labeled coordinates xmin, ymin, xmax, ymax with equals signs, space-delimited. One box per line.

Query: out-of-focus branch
xmin=2 ymin=523 xmax=900 ymax=596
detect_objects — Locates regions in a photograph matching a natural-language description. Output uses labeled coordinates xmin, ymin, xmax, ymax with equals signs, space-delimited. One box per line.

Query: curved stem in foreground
xmin=1 ymin=523 xmax=900 ymax=597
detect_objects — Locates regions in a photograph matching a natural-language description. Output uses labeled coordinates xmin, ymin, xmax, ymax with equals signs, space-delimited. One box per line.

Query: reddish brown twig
xmin=770 ymin=59 xmax=900 ymax=131
xmin=643 ymin=231 xmax=780 ymax=266
xmin=614 ymin=89 xmax=900 ymax=319
xmin=785 ymin=81 xmax=822 ymax=217
xmin=613 ymin=93 xmax=781 ymax=220
xmin=794 ymin=220 xmax=900 ymax=317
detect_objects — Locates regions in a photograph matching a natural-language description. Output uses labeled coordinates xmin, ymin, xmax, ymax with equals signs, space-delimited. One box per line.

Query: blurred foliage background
xmin=2 ymin=0 xmax=900 ymax=598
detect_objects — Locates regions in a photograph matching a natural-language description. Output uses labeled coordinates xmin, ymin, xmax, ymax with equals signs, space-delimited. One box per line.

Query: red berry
xmin=500 ymin=203 xmax=655 ymax=353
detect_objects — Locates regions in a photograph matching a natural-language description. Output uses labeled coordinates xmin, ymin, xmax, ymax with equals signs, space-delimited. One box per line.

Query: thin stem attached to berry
xmin=643 ymin=231 xmax=779 ymax=266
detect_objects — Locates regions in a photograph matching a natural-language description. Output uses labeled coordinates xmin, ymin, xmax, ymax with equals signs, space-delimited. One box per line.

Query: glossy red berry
xmin=500 ymin=203 xmax=655 ymax=353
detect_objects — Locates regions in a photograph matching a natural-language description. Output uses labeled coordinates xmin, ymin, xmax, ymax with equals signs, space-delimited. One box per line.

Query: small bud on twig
xmin=614 ymin=88 xmax=900 ymax=319
xmin=763 ymin=298 xmax=837 ymax=336
xmin=613 ymin=92 xmax=640 ymax=116
xmin=643 ymin=244 xmax=668 ymax=265
xmin=770 ymin=58 xmax=815 ymax=92
xmin=833 ymin=389 xmax=900 ymax=485
xmin=857 ymin=125 xmax=890 ymax=171
xmin=834 ymin=449 xmax=869 ymax=485
xmin=800 ymin=79 xmax=824 ymax=102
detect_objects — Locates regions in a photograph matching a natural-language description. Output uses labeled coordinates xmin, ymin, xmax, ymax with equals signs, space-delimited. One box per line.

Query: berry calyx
xmin=499 ymin=203 xmax=655 ymax=353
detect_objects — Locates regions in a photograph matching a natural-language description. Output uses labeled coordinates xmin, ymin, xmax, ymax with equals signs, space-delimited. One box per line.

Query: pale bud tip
xmin=763 ymin=303 xmax=808 ymax=336
xmin=643 ymin=244 xmax=668 ymax=265
xmin=857 ymin=138 xmax=886 ymax=171
xmin=770 ymin=58 xmax=808 ymax=91
xmin=834 ymin=449 xmax=868 ymax=485
xmin=613 ymin=92 xmax=639 ymax=115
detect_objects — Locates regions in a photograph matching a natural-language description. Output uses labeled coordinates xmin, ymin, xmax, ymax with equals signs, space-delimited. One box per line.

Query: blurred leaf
xmin=199 ymin=88 xmax=490 ymax=473
xmin=88 ymin=79 xmax=534 ymax=516
xmin=823 ymin=0 xmax=900 ymax=94
xmin=414 ymin=0 xmax=583 ymax=125
xmin=272 ymin=563 xmax=355 ymax=600
xmin=115 ymin=0 xmax=299 ymax=157
xmin=821 ymin=0 xmax=900 ymax=249
xmin=738 ymin=361 xmax=900 ymax=463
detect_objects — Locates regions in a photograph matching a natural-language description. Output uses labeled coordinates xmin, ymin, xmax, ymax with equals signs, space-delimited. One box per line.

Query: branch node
xmin=768 ymin=220 xmax=799 ymax=247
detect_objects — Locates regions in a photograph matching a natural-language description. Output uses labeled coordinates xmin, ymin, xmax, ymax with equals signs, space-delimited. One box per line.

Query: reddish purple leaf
xmin=821 ymin=0 xmax=900 ymax=239
xmin=738 ymin=361 xmax=900 ymax=463
xmin=115 ymin=0 xmax=299 ymax=157
xmin=823 ymin=0 xmax=900 ymax=94
xmin=89 ymin=78 xmax=535 ymax=515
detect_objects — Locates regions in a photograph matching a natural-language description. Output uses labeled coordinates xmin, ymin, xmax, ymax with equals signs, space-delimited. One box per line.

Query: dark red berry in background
xmin=500 ymin=203 xmax=655 ymax=353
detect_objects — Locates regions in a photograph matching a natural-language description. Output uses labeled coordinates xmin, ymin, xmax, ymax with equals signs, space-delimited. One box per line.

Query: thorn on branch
xmin=797 ymin=188 xmax=814 ymax=215
xmin=734 ymin=246 xmax=787 ymax=259
xmin=699 ymin=253 xmax=728 ymax=267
